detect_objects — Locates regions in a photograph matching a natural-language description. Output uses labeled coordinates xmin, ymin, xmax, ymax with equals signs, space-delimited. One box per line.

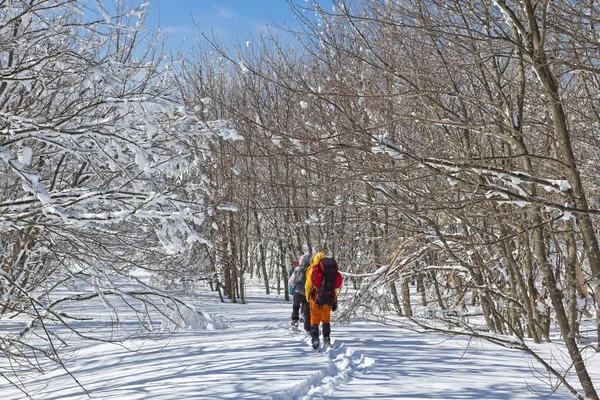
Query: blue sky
xmin=145 ymin=0 xmax=302 ymax=50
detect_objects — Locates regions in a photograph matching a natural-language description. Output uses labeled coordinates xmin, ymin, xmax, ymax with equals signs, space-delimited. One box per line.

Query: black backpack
xmin=313 ymin=258 xmax=338 ymax=306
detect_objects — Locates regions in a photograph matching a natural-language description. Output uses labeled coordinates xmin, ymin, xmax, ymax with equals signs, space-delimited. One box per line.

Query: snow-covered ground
xmin=2 ymin=280 xmax=599 ymax=399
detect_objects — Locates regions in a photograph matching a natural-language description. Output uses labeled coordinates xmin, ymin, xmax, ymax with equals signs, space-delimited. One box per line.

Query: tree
xmin=0 ymin=0 xmax=239 ymax=394
xmin=290 ymin=0 xmax=598 ymax=397
xmin=180 ymin=0 xmax=600 ymax=397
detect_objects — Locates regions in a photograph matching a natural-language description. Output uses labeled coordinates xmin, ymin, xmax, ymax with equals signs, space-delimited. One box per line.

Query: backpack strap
xmin=311 ymin=262 xmax=323 ymax=289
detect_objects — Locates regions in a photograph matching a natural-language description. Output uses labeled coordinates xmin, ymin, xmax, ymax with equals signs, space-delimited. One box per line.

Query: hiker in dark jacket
xmin=288 ymin=253 xmax=312 ymax=333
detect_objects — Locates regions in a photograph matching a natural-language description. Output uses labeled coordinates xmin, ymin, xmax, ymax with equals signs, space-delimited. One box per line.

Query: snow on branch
xmin=369 ymin=135 xmax=586 ymax=217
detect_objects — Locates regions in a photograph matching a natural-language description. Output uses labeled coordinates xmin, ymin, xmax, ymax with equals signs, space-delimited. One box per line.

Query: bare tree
xmin=0 ymin=1 xmax=240 ymax=394
xmin=177 ymin=0 xmax=600 ymax=397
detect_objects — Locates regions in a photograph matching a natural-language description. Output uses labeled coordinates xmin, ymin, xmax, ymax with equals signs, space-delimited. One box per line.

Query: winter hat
xmin=311 ymin=252 xmax=326 ymax=267
xmin=300 ymin=253 xmax=311 ymax=269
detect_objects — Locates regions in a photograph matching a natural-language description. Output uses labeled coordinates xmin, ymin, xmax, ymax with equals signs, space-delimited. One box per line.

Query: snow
xmin=240 ymin=60 xmax=250 ymax=74
xmin=2 ymin=280 xmax=598 ymax=400
xmin=96 ymin=0 xmax=112 ymax=23
xmin=216 ymin=204 xmax=239 ymax=212
xmin=371 ymin=135 xmax=404 ymax=160
xmin=549 ymin=180 xmax=572 ymax=191
xmin=17 ymin=147 xmax=32 ymax=165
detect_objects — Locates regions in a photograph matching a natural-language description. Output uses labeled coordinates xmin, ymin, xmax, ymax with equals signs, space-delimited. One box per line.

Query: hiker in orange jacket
xmin=305 ymin=252 xmax=343 ymax=349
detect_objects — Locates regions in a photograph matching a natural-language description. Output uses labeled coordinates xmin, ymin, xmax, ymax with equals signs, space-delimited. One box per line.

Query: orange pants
xmin=309 ymin=298 xmax=332 ymax=325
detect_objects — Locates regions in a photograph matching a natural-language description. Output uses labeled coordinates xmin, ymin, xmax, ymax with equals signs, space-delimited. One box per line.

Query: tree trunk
xmin=501 ymin=236 xmax=540 ymax=342
xmin=254 ymin=211 xmax=270 ymax=294
xmin=533 ymin=223 xmax=598 ymax=399
xmin=417 ymin=270 xmax=428 ymax=307
xmin=564 ymin=220 xmax=579 ymax=339
xmin=390 ymin=281 xmax=403 ymax=316
xmin=401 ymin=276 xmax=412 ymax=317
xmin=228 ymin=215 xmax=238 ymax=303
xmin=519 ymin=0 xmax=600 ymax=351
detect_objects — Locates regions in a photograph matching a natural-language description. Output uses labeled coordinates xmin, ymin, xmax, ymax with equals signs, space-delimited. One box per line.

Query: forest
xmin=1 ymin=1 xmax=600 ymax=398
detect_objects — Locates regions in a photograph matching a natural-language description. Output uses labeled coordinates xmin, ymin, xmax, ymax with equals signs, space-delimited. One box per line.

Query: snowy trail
xmin=270 ymin=325 xmax=375 ymax=400
xmin=297 ymin=341 xmax=375 ymax=400
xmin=1 ymin=282 xmax=597 ymax=399
xmin=0 ymin=285 xmax=375 ymax=400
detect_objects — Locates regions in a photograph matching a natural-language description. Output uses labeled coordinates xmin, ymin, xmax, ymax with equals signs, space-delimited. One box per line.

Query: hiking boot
xmin=290 ymin=320 xmax=299 ymax=331
xmin=311 ymin=336 xmax=320 ymax=349
xmin=323 ymin=336 xmax=331 ymax=348
xmin=310 ymin=324 xmax=320 ymax=349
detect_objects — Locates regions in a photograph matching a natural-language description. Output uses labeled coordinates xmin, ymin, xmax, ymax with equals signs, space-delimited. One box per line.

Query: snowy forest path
xmin=269 ymin=323 xmax=375 ymax=399
xmin=195 ymin=288 xmax=375 ymax=399
xmin=1 ymin=282 xmax=594 ymax=399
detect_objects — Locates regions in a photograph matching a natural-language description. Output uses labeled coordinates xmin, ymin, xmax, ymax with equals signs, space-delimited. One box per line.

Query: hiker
xmin=288 ymin=260 xmax=299 ymax=296
xmin=289 ymin=254 xmax=311 ymax=332
xmin=305 ymin=252 xmax=343 ymax=349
